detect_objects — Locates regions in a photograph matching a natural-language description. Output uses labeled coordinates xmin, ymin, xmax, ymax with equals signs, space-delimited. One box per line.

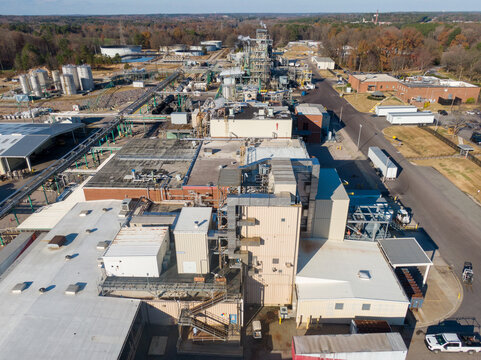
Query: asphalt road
xmin=305 ymin=69 xmax=481 ymax=324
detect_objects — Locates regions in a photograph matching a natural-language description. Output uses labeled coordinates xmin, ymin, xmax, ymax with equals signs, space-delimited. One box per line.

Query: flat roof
xmin=402 ymin=76 xmax=477 ymax=88
xmin=379 ymin=238 xmax=432 ymax=267
xmin=296 ymin=239 xmax=408 ymax=303
xmin=174 ymin=207 xmax=212 ymax=233
xmin=316 ymin=168 xmax=349 ymax=201
xmin=0 ymin=123 xmax=84 ymax=158
xmin=296 ymin=103 xmax=328 ymax=116
xmin=212 ymin=104 xmax=292 ymax=121
xmin=0 ymin=200 xmax=141 ymax=360
xmin=104 ymin=227 xmax=169 ymax=257
xmin=312 ymin=56 xmax=334 ymax=63
xmin=86 ymin=138 xmax=198 ymax=189
xmin=351 ymin=74 xmax=398 ymax=83
xmin=388 ymin=111 xmax=433 ymax=117
xmin=293 ymin=333 xmax=407 ymax=355
xmin=246 ymin=139 xmax=309 ymax=164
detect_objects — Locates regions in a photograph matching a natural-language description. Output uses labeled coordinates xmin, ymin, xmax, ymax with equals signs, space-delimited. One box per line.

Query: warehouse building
xmin=311 ymin=56 xmax=335 ymax=70
xmin=295 ymin=239 xmax=410 ymax=327
xmin=295 ymin=103 xmax=331 ymax=143
xmin=210 ymin=104 xmax=292 ymax=139
xmin=0 ymin=200 xmax=144 ymax=360
xmin=0 ymin=122 xmax=84 ymax=174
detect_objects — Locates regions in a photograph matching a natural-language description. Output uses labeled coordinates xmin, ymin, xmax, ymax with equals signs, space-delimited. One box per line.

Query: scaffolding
xmin=345 ymin=204 xmax=392 ymax=242
xmin=243 ymin=28 xmax=273 ymax=91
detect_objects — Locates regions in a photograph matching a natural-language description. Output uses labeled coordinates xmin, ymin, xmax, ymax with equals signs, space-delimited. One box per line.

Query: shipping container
xmin=386 ymin=112 xmax=434 ymax=125
xmin=171 ymin=112 xmax=189 ymax=125
xmin=368 ymin=147 xmax=398 ymax=180
xmin=375 ymin=105 xmax=418 ymax=116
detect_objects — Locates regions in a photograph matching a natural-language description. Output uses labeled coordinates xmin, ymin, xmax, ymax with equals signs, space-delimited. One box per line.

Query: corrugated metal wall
xmin=241 ymin=205 xmax=301 ymax=305
xmin=173 ymin=232 xmax=209 ymax=274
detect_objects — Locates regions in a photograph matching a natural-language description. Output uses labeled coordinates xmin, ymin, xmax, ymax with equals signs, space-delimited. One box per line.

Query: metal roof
xmin=296 ymin=239 xmax=408 ymax=303
xmin=316 ymin=168 xmax=349 ymax=201
xmin=379 ymin=238 xmax=432 ymax=267
xmin=293 ymin=333 xmax=407 ymax=355
xmin=0 ymin=123 xmax=84 ymax=158
xmin=0 ymin=200 xmax=140 ymax=360
xmin=174 ymin=207 xmax=212 ymax=233
xmin=458 ymin=144 xmax=475 ymax=151
xmin=104 ymin=227 xmax=169 ymax=257
xmin=218 ymin=168 xmax=242 ymax=187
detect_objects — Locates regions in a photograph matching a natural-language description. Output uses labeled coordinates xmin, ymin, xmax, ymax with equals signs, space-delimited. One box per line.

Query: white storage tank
xmin=19 ymin=74 xmax=30 ymax=94
xmin=368 ymin=146 xmax=398 ymax=180
xmin=386 ymin=112 xmax=434 ymax=125
xmin=29 ymin=73 xmax=42 ymax=97
xmin=171 ymin=112 xmax=189 ymax=125
xmin=77 ymin=64 xmax=94 ymax=91
xmin=51 ymin=70 xmax=61 ymax=90
xmin=60 ymin=74 xmax=77 ymax=95
xmin=33 ymin=69 xmax=49 ymax=88
xmin=375 ymin=105 xmax=418 ymax=116
xmin=174 ymin=207 xmax=212 ymax=274
xmin=102 ymin=227 xmax=170 ymax=277
xmin=62 ymin=64 xmax=80 ymax=90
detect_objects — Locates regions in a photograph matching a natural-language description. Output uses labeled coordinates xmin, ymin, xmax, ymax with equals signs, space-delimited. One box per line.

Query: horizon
xmin=1 ymin=0 xmax=481 ymax=17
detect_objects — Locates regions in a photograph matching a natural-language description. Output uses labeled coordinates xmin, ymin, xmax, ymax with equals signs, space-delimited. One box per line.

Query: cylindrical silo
xmin=52 ymin=70 xmax=61 ymax=91
xmin=62 ymin=65 xmax=80 ymax=90
xmin=33 ymin=69 xmax=50 ymax=88
xmin=19 ymin=74 xmax=30 ymax=94
xmin=60 ymin=74 xmax=77 ymax=95
xmin=77 ymin=64 xmax=94 ymax=91
xmin=29 ymin=73 xmax=42 ymax=97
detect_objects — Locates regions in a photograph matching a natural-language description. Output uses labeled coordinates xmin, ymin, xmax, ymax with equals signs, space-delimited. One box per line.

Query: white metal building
xmin=100 ymin=45 xmax=141 ymax=57
xmin=311 ymin=56 xmax=335 ymax=70
xmin=174 ymin=207 xmax=212 ymax=274
xmin=311 ymin=168 xmax=350 ymax=241
xmin=210 ymin=105 xmax=292 ymax=139
xmin=295 ymin=239 xmax=409 ymax=327
xmin=386 ymin=111 xmax=434 ymax=125
xmin=375 ymin=105 xmax=418 ymax=116
xmin=103 ymin=227 xmax=170 ymax=277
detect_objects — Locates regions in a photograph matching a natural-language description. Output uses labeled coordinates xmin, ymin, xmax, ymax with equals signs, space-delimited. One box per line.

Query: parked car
xmin=437 ymin=110 xmax=448 ymax=116
xmin=425 ymin=333 xmax=481 ymax=354
xmin=471 ymin=132 xmax=481 ymax=145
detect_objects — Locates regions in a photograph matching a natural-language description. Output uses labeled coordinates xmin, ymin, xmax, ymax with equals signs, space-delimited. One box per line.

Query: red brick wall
xmin=399 ymin=86 xmax=480 ymax=104
xmin=348 ymin=75 xmax=399 ymax=93
xmin=296 ymin=114 xmax=323 ymax=143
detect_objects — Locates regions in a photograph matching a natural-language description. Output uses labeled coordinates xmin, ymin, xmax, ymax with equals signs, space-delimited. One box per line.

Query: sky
xmin=1 ymin=0 xmax=481 ymax=16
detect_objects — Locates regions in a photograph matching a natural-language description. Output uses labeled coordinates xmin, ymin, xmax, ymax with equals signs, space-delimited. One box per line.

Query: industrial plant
xmin=0 ymin=19 xmax=478 ymax=360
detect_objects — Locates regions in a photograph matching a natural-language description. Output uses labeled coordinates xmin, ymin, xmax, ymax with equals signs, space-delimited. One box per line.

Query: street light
xmin=357 ymin=124 xmax=363 ymax=150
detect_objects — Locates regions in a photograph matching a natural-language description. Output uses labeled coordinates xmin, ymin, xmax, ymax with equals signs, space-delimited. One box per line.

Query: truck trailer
xmin=386 ymin=111 xmax=435 ymax=125
xmin=368 ymin=146 xmax=398 ymax=180
xmin=375 ymin=105 xmax=418 ymax=116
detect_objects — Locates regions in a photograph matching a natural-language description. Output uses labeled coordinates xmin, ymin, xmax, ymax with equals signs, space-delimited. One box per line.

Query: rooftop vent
xmin=358 ymin=270 xmax=371 ymax=280
xmin=96 ymin=241 xmax=109 ymax=250
xmin=79 ymin=210 xmax=91 ymax=217
xmin=11 ymin=282 xmax=27 ymax=294
xmin=65 ymin=284 xmax=80 ymax=295
xmin=47 ymin=235 xmax=67 ymax=249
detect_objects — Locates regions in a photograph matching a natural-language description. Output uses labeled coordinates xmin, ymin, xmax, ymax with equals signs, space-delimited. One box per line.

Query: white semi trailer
xmin=386 ymin=112 xmax=434 ymax=125
xmin=375 ymin=105 xmax=418 ymax=116
xmin=368 ymin=146 xmax=398 ymax=180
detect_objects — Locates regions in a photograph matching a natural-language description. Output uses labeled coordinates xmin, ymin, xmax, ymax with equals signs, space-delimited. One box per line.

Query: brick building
xmin=348 ymin=74 xmax=399 ymax=93
xmin=295 ymin=104 xmax=331 ymax=143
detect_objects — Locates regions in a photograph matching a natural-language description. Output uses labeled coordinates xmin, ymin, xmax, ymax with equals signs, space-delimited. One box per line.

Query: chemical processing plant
xmin=0 ymin=22 xmax=479 ymax=360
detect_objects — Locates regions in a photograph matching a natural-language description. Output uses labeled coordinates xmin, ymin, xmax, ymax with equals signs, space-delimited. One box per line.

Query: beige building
xmin=295 ymin=239 xmax=409 ymax=327
xmin=210 ymin=105 xmax=292 ymax=139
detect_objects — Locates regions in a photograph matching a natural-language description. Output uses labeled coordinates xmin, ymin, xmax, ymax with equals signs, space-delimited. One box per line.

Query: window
xmin=281 ymin=218 xmax=285 ymax=222
xmin=335 ymin=303 xmax=344 ymax=310
xmin=272 ymin=258 xmax=279 ymax=264
xmin=362 ymin=303 xmax=371 ymax=311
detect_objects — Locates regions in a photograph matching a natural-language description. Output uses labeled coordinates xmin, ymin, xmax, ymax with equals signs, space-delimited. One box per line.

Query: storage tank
xmin=77 ymin=64 xmax=94 ymax=91
xmin=368 ymin=146 xmax=398 ymax=180
xmin=386 ymin=111 xmax=434 ymax=125
xmin=222 ymin=84 xmax=234 ymax=100
xmin=60 ymin=74 xmax=77 ymax=95
xmin=62 ymin=65 xmax=80 ymax=90
xmin=33 ymin=69 xmax=50 ymax=88
xmin=29 ymin=73 xmax=42 ymax=97
xmin=19 ymin=74 xmax=30 ymax=94
xmin=51 ymin=70 xmax=61 ymax=90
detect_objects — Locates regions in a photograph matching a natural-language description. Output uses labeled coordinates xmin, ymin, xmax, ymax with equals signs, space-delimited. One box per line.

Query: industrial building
xmin=295 ymin=103 xmax=331 ymax=142
xmin=0 ymin=201 xmax=144 ymax=360
xmin=349 ymin=73 xmax=400 ymax=93
xmin=0 ymin=122 xmax=85 ymax=174
xmin=295 ymin=239 xmax=410 ymax=326
xmin=311 ymin=56 xmax=335 ymax=70
xmin=210 ymin=104 xmax=292 ymax=139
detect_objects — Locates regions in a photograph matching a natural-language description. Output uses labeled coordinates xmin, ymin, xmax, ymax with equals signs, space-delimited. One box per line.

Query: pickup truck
xmin=425 ymin=333 xmax=481 ymax=354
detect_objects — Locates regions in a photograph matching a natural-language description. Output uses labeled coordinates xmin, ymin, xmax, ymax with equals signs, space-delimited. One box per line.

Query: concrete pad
xmin=148 ymin=336 xmax=167 ymax=356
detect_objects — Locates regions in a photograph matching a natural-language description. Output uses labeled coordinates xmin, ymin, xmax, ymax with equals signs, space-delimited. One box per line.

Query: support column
xmin=71 ymin=130 xmax=76 ymax=143
xmin=27 ymin=195 xmax=34 ymax=212
xmin=42 ymin=185 xmax=49 ymax=204
xmin=26 ymin=156 xmax=32 ymax=172
xmin=422 ymin=264 xmax=431 ymax=286
xmin=13 ymin=210 xmax=19 ymax=226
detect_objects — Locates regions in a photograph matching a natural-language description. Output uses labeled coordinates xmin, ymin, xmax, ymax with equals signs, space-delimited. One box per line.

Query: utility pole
xmin=357 ymin=124 xmax=363 ymax=150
